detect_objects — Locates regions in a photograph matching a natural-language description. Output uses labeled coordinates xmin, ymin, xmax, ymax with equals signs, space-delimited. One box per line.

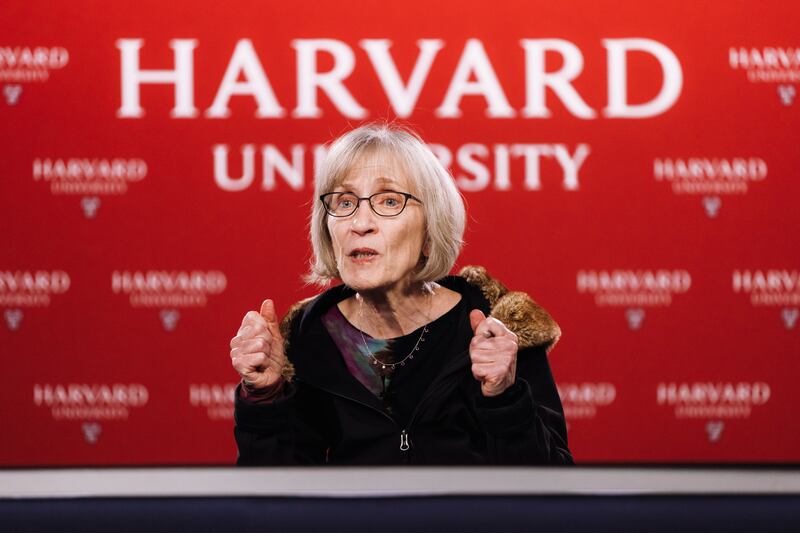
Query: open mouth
xmin=348 ymin=248 xmax=379 ymax=261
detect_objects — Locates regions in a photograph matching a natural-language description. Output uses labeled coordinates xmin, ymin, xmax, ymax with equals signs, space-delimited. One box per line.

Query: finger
xmin=231 ymin=333 xmax=273 ymax=357
xmin=469 ymin=309 xmax=485 ymax=334
xmin=231 ymin=325 xmax=269 ymax=348
xmin=230 ymin=335 xmax=243 ymax=350
xmin=231 ymin=325 xmax=254 ymax=347
xmin=237 ymin=345 xmax=284 ymax=367
xmin=260 ymin=299 xmax=282 ymax=339
xmin=471 ymin=335 xmax=517 ymax=353
xmin=232 ymin=353 xmax=267 ymax=374
xmin=471 ymin=360 xmax=513 ymax=385
xmin=241 ymin=310 xmax=267 ymax=330
xmin=471 ymin=362 xmax=498 ymax=381
xmin=237 ymin=336 xmax=270 ymax=355
xmin=469 ymin=349 xmax=497 ymax=364
xmin=471 ymin=363 xmax=486 ymax=380
xmin=236 ymin=350 xmax=284 ymax=376
xmin=240 ymin=321 xmax=267 ymax=338
xmin=474 ymin=316 xmax=510 ymax=339
xmin=482 ymin=382 xmax=502 ymax=397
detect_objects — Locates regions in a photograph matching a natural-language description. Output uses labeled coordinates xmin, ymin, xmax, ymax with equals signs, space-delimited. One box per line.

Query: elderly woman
xmin=230 ymin=123 xmax=573 ymax=465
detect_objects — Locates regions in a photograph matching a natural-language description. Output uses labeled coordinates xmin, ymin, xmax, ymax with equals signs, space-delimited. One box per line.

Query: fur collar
xmin=277 ymin=265 xmax=561 ymax=382
xmin=456 ymin=265 xmax=562 ymax=354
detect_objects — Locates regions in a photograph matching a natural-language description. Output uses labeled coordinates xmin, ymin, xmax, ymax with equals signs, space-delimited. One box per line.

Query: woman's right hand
xmin=230 ymin=299 xmax=286 ymax=391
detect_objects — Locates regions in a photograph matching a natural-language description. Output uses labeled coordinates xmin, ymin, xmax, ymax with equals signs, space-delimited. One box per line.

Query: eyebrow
xmin=338 ymin=177 xmax=399 ymax=189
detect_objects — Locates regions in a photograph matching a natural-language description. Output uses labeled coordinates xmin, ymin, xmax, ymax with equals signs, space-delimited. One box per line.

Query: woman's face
xmin=327 ymin=157 xmax=427 ymax=294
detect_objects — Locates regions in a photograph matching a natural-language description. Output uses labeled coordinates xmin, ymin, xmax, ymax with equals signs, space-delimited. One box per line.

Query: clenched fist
xmin=469 ymin=309 xmax=518 ymax=397
xmin=230 ymin=299 xmax=286 ymax=391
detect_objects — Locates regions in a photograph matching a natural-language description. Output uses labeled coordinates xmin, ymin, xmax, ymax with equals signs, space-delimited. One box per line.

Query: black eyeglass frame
xmin=319 ymin=191 xmax=423 ymax=218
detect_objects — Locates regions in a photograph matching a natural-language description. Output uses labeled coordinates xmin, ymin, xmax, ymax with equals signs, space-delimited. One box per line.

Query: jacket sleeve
xmin=233 ymin=312 xmax=332 ymax=466
xmin=473 ymin=344 xmax=574 ymax=465
xmin=233 ymin=379 xmax=331 ymax=465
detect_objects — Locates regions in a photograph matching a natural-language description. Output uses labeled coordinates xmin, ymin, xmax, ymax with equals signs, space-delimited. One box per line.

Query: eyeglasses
xmin=319 ymin=191 xmax=422 ymax=217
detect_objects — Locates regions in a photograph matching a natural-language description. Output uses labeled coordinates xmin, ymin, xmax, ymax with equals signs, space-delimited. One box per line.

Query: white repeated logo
xmin=705 ymin=421 xmax=725 ymax=443
xmin=653 ymin=157 xmax=767 ymax=218
xmin=624 ymin=308 xmax=645 ymax=330
xmin=189 ymin=383 xmax=237 ymax=420
xmin=4 ymin=308 xmax=23 ymax=331
xmin=577 ymin=269 xmax=691 ymax=328
xmin=0 ymin=270 xmax=71 ymax=309
xmin=81 ymin=422 xmax=103 ymax=444
xmin=1 ymin=46 xmax=68 ymax=106
xmin=112 ymin=270 xmax=227 ymax=329
xmin=729 ymin=47 xmax=800 ymax=84
xmin=728 ymin=47 xmax=799 ymax=105
xmin=33 ymin=383 xmax=149 ymax=421
xmin=778 ymin=84 xmax=796 ymax=106
xmin=732 ymin=270 xmax=800 ymax=328
xmin=782 ymin=308 xmax=799 ymax=330
xmin=732 ymin=269 xmax=800 ymax=305
xmin=1 ymin=46 xmax=69 ymax=106
xmin=702 ymin=195 xmax=721 ymax=218
xmin=0 ymin=46 xmax=69 ymax=83
xmin=557 ymin=382 xmax=616 ymax=420
xmin=159 ymin=309 xmax=181 ymax=331
xmin=3 ymin=83 xmax=21 ymax=105
xmin=80 ymin=196 xmax=101 ymax=218
xmin=33 ymin=158 xmax=147 ymax=218
xmin=657 ymin=381 xmax=770 ymax=420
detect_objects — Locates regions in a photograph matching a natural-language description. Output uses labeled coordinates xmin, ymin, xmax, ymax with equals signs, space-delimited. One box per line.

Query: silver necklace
xmin=356 ymin=291 xmax=432 ymax=371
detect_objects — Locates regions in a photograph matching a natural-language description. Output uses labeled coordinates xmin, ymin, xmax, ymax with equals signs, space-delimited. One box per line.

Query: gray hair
xmin=305 ymin=122 xmax=466 ymax=287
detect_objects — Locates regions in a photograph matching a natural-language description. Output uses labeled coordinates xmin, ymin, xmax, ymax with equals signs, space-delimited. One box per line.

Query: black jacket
xmin=234 ymin=266 xmax=573 ymax=465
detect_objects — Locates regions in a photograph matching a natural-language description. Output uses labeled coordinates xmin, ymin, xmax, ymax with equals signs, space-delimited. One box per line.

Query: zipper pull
xmin=399 ymin=429 xmax=410 ymax=451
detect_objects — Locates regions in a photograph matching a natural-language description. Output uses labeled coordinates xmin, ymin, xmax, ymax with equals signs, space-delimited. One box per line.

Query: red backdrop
xmin=1 ymin=0 xmax=798 ymax=465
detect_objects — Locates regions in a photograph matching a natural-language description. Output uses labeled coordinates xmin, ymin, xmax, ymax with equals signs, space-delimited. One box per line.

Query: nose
xmin=349 ymin=198 xmax=378 ymax=235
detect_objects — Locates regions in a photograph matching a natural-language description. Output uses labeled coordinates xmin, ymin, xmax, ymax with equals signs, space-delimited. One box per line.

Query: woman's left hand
xmin=468 ymin=309 xmax=518 ymax=397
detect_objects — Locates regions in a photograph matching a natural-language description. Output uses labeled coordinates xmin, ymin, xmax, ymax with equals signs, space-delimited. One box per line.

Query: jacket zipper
xmin=310 ymin=349 xmax=470 ymax=461
xmin=311 ymin=384 xmax=413 ymax=458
